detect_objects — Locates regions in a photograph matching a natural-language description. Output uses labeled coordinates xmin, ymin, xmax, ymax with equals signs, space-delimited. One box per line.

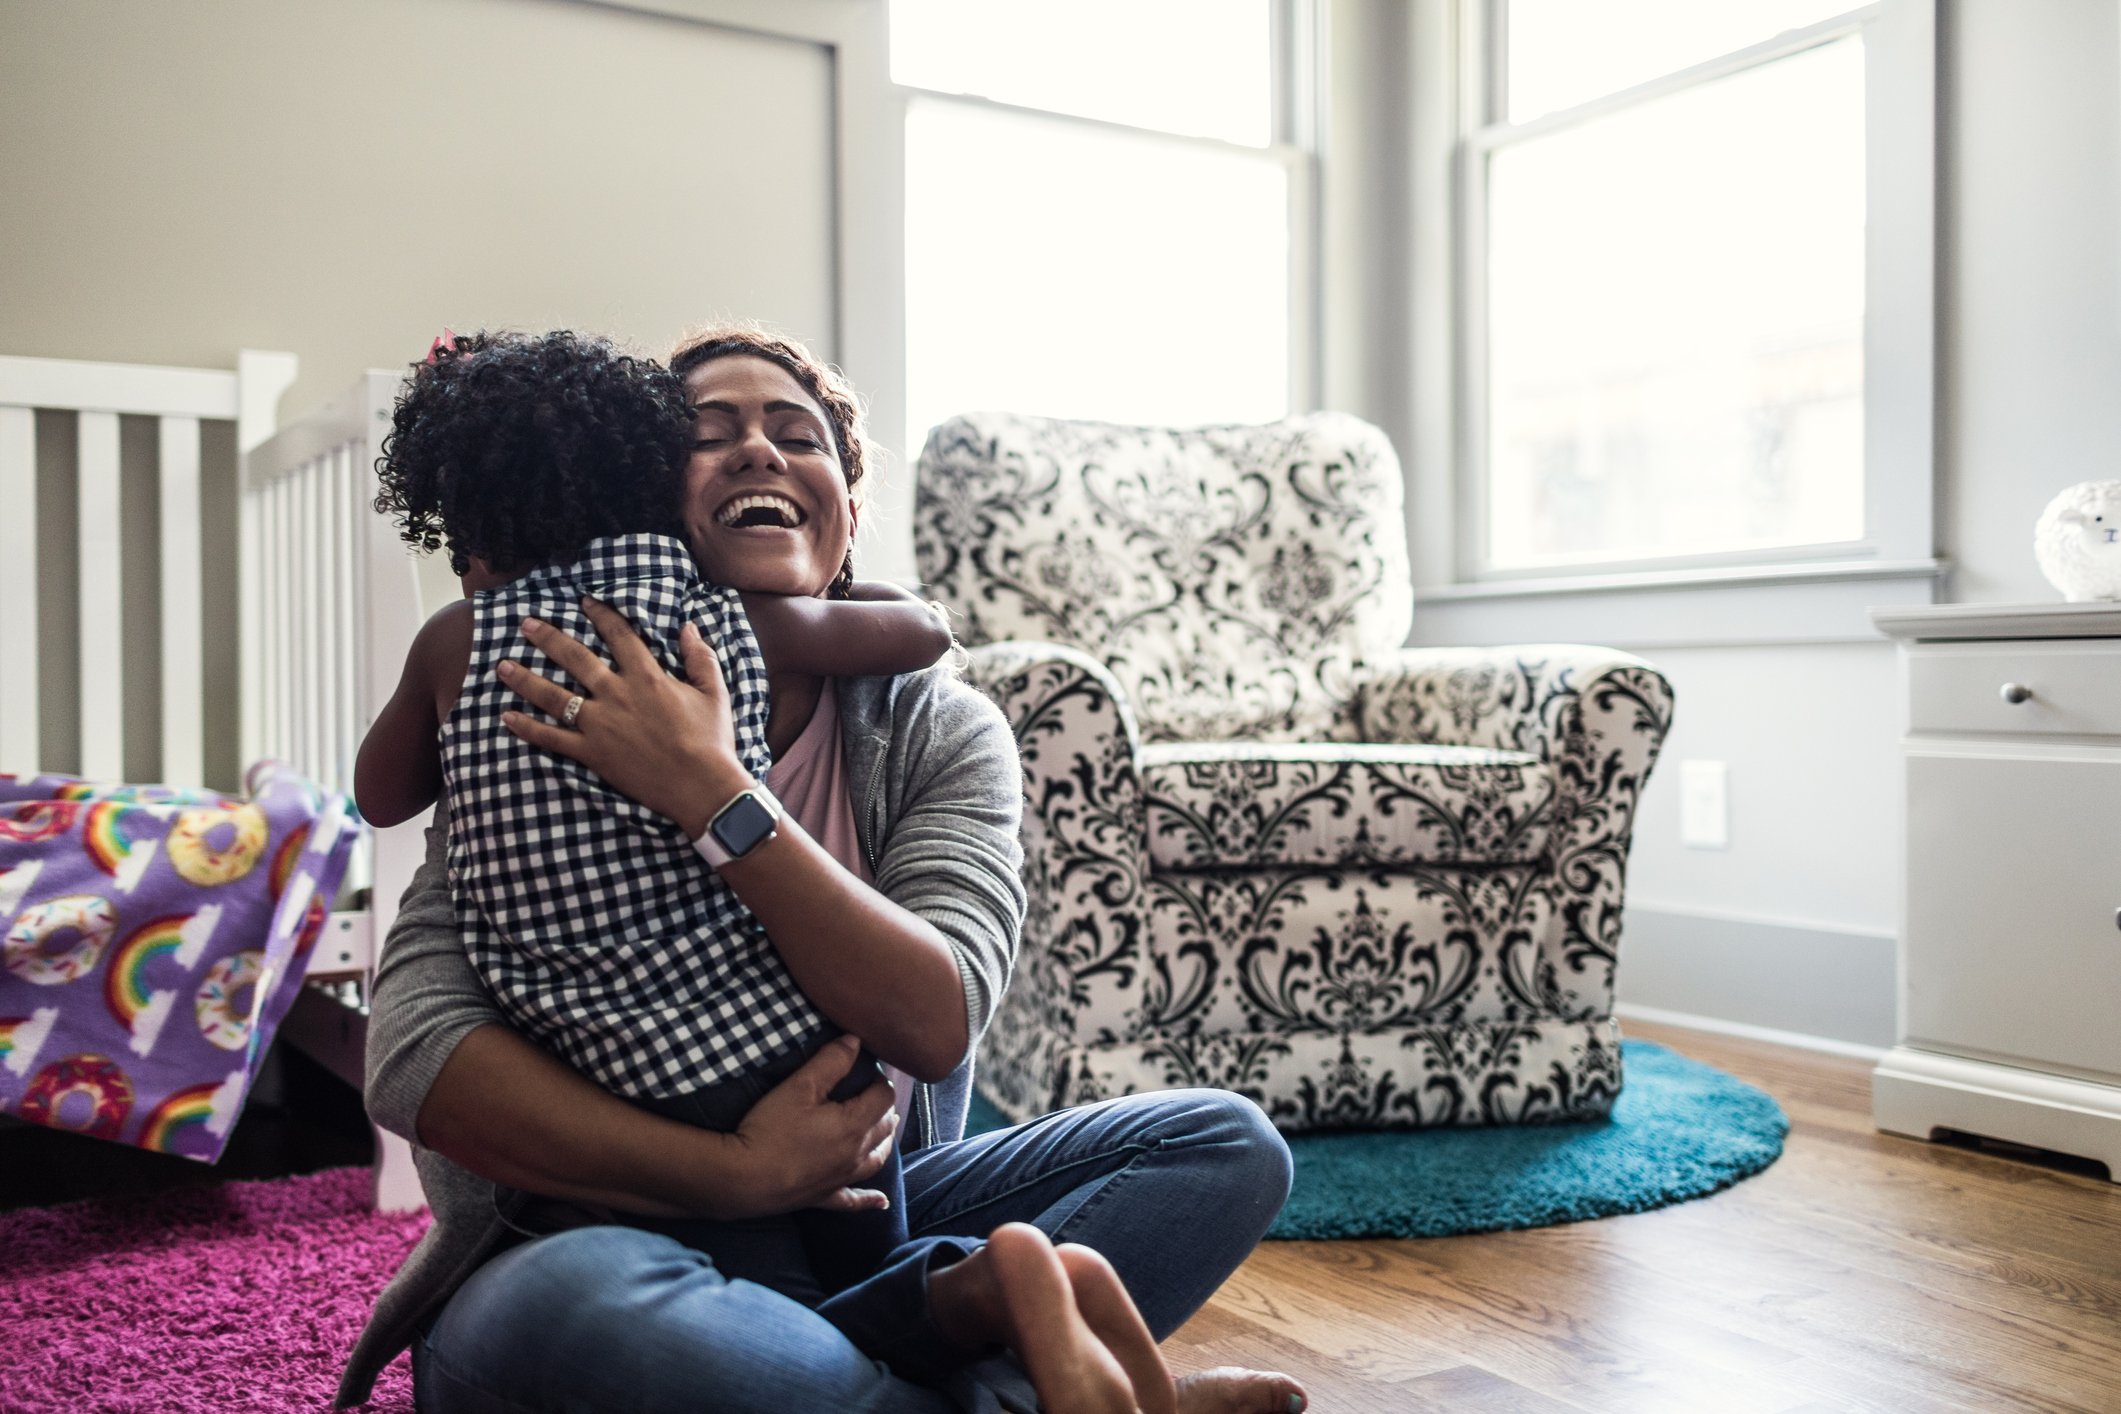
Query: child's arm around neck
xmin=353 ymin=597 xmax=475 ymax=828
xmin=739 ymin=581 xmax=952 ymax=678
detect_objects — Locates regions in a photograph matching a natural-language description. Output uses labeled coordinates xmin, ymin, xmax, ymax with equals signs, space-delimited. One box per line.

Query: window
xmin=1451 ymin=0 xmax=1937 ymax=606
xmin=893 ymin=0 xmax=1309 ymax=452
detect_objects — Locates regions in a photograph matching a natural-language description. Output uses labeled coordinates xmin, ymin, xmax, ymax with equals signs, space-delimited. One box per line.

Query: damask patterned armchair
xmin=914 ymin=412 xmax=1673 ymax=1131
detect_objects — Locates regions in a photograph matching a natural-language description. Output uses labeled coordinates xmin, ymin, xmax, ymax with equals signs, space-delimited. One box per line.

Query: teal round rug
xmin=967 ymin=1039 xmax=1789 ymax=1240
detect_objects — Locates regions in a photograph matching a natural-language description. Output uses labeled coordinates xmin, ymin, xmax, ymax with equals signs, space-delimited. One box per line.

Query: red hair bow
xmin=423 ymin=328 xmax=459 ymax=366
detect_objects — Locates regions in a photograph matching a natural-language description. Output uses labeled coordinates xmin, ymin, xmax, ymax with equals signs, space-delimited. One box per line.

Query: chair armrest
xmin=963 ymin=642 xmax=1151 ymax=1082
xmin=1356 ymin=643 xmax=1673 ymax=791
xmin=966 ymin=641 xmax=1146 ymax=766
xmin=1359 ymin=645 xmax=1674 ymax=1017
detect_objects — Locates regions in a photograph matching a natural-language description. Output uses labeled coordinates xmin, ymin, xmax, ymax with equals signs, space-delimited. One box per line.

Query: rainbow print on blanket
xmin=0 ymin=764 xmax=358 ymax=1162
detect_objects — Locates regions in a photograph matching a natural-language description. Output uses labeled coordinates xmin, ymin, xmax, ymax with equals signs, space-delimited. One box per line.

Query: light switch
xmin=1680 ymin=759 xmax=1729 ymax=850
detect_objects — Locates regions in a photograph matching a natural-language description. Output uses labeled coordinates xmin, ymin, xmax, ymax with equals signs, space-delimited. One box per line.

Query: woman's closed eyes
xmin=690 ymin=428 xmax=829 ymax=452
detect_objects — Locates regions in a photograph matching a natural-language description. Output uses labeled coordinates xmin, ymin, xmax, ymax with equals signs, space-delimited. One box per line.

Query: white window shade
xmin=1506 ymin=0 xmax=1852 ymax=121
xmin=904 ymin=97 xmax=1290 ymax=454
xmin=1483 ymin=37 xmax=1867 ymax=572
xmin=891 ymin=0 xmax=1272 ymax=146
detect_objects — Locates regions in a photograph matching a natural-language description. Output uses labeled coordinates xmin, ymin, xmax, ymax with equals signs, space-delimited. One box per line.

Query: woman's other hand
xmin=498 ymin=597 xmax=747 ymax=838
xmin=727 ymin=1035 xmax=899 ymax=1216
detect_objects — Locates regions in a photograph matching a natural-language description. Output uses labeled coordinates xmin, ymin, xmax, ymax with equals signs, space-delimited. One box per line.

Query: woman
xmin=334 ymin=326 xmax=1304 ymax=1414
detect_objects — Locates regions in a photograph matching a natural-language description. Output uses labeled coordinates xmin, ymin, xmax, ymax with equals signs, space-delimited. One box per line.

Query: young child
xmin=352 ymin=329 xmax=976 ymax=1371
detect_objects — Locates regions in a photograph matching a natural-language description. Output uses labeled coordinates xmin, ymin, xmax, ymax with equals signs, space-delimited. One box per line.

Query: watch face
xmin=711 ymin=793 xmax=779 ymax=858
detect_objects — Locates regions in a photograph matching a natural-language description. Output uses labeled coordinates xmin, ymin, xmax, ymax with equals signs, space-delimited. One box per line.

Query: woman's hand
xmin=723 ymin=1035 xmax=901 ymax=1217
xmin=498 ymin=598 xmax=749 ymax=839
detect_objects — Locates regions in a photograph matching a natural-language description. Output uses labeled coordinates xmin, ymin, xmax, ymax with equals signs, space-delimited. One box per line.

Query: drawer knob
xmin=2000 ymin=682 xmax=2034 ymax=705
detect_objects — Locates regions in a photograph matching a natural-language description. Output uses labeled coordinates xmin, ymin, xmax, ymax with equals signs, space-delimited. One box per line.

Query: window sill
xmin=1409 ymin=557 xmax=1947 ymax=649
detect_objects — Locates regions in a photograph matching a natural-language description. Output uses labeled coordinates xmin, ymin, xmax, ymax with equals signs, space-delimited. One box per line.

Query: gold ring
xmin=561 ymin=694 xmax=585 ymax=728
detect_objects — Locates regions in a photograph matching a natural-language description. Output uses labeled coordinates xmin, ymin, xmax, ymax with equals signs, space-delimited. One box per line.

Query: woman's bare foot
xmin=929 ymin=1223 xmax=1140 ymax=1413
xmin=1173 ymin=1367 xmax=1309 ymax=1414
xmin=928 ymin=1227 xmax=1304 ymax=1414
xmin=1047 ymin=1245 xmax=1305 ymax=1414
xmin=1052 ymin=1244 xmax=1176 ymax=1414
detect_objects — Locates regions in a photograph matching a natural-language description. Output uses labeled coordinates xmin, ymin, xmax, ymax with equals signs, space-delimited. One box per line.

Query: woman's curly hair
xmin=669 ymin=322 xmax=872 ymax=599
xmin=375 ymin=329 xmax=691 ymax=576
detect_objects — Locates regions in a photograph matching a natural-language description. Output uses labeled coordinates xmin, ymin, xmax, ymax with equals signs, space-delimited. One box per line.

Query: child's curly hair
xmin=375 ymin=329 xmax=690 ymax=576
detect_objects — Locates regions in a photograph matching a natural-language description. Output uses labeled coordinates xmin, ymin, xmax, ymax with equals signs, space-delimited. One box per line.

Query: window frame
xmin=890 ymin=0 xmax=1323 ymax=435
xmin=1415 ymin=0 xmax=1941 ymax=648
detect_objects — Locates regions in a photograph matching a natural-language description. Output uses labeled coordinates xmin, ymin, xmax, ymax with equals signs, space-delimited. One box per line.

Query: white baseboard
xmin=1616 ymin=1002 xmax=1888 ymax=1063
xmin=1617 ymin=904 xmax=1896 ymax=1049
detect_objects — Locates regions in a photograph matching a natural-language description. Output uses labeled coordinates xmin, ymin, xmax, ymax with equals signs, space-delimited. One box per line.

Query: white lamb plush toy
xmin=2035 ymin=480 xmax=2121 ymax=602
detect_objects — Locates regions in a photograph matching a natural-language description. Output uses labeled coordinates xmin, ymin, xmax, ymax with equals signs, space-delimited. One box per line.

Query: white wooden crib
xmin=1 ymin=350 xmax=429 ymax=1210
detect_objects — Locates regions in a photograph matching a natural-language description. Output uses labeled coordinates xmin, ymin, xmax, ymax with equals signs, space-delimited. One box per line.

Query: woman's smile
xmin=713 ymin=490 xmax=808 ymax=531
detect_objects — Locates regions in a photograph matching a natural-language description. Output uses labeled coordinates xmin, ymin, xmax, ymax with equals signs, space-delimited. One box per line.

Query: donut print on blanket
xmin=0 ymin=769 xmax=359 ymax=1161
xmin=269 ymin=824 xmax=310 ymax=899
xmin=19 ymin=1052 xmax=134 ymax=1139
xmin=5 ymin=895 xmax=119 ymax=987
xmin=0 ymin=802 xmax=80 ymax=844
xmin=167 ymin=804 xmax=269 ymax=887
xmin=194 ymin=949 xmax=264 ymax=1052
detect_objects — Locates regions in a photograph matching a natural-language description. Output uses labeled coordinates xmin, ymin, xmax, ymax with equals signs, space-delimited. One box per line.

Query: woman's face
xmin=681 ymin=355 xmax=854 ymax=597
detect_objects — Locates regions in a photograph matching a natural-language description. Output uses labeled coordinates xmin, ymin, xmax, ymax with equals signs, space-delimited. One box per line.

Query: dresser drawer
xmin=1907 ymin=641 xmax=2121 ymax=737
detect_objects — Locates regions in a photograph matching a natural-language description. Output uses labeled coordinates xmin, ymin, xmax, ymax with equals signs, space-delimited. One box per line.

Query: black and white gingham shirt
xmin=442 ymin=533 xmax=828 ymax=1099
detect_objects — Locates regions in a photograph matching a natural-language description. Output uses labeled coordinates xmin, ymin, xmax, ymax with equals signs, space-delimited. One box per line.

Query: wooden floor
xmin=1166 ymin=1021 xmax=2121 ymax=1414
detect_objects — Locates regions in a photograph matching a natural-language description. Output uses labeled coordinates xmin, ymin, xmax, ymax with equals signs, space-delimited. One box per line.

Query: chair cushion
xmin=915 ymin=411 xmax=1412 ymax=743
xmin=1141 ymin=741 xmax=1554 ymax=870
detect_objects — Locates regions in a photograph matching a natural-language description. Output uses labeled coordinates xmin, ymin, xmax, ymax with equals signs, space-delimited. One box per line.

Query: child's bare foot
xmin=930 ymin=1223 xmax=1139 ymax=1413
xmin=1173 ymin=1367 xmax=1309 ymax=1414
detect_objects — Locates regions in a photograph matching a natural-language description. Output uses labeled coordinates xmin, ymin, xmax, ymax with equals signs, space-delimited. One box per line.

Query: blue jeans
xmin=413 ymin=1089 xmax=1293 ymax=1413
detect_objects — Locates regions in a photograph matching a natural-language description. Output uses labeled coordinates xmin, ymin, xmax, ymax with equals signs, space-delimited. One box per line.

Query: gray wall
xmin=1326 ymin=0 xmax=2121 ymax=1047
xmin=0 ymin=0 xmax=836 ymax=411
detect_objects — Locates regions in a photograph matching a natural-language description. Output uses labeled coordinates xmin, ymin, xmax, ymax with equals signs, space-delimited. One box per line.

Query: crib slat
xmin=277 ymin=475 xmax=296 ymax=767
xmin=350 ymin=432 xmax=376 ymax=817
xmin=303 ymin=462 xmax=322 ymax=775
xmin=239 ymin=482 xmax=261 ymax=770
xmin=335 ymin=446 xmax=360 ymax=794
xmin=292 ymin=462 xmax=310 ymax=775
xmin=0 ymin=406 xmax=37 ymax=775
xmin=254 ymin=483 xmax=271 ymax=764
xmin=268 ymin=476 xmax=282 ymax=768
xmin=318 ymin=455 xmax=337 ymax=786
xmin=316 ymin=450 xmax=338 ymax=791
xmin=267 ymin=477 xmax=288 ymax=763
xmin=158 ymin=416 xmax=204 ymax=785
xmin=311 ymin=452 xmax=335 ymax=789
xmin=77 ymin=411 xmax=124 ymax=781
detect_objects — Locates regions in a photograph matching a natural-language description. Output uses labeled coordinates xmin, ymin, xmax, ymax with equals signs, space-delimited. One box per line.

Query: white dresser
xmin=1871 ymin=603 xmax=2121 ymax=1179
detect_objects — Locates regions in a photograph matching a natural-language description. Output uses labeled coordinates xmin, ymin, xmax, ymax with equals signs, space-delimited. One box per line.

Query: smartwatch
xmin=692 ymin=783 xmax=783 ymax=870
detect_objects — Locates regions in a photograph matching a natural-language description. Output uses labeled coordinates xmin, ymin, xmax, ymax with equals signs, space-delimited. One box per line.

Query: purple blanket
xmin=0 ymin=763 xmax=358 ymax=1163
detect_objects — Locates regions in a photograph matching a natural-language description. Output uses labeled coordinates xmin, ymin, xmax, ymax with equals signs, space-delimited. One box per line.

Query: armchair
xmin=915 ymin=411 xmax=1672 ymax=1130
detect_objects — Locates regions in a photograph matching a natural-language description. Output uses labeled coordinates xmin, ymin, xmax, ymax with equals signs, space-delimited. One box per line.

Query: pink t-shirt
xmin=765 ymin=680 xmax=915 ymax=1124
xmin=766 ymin=679 xmax=870 ymax=888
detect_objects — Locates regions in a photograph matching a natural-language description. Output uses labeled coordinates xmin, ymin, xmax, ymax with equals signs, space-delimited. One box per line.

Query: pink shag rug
xmin=0 ymin=1167 xmax=427 ymax=1413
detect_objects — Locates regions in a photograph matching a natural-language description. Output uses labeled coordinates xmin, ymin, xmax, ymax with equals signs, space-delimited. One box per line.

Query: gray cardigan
xmin=335 ymin=667 xmax=1026 ymax=1407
